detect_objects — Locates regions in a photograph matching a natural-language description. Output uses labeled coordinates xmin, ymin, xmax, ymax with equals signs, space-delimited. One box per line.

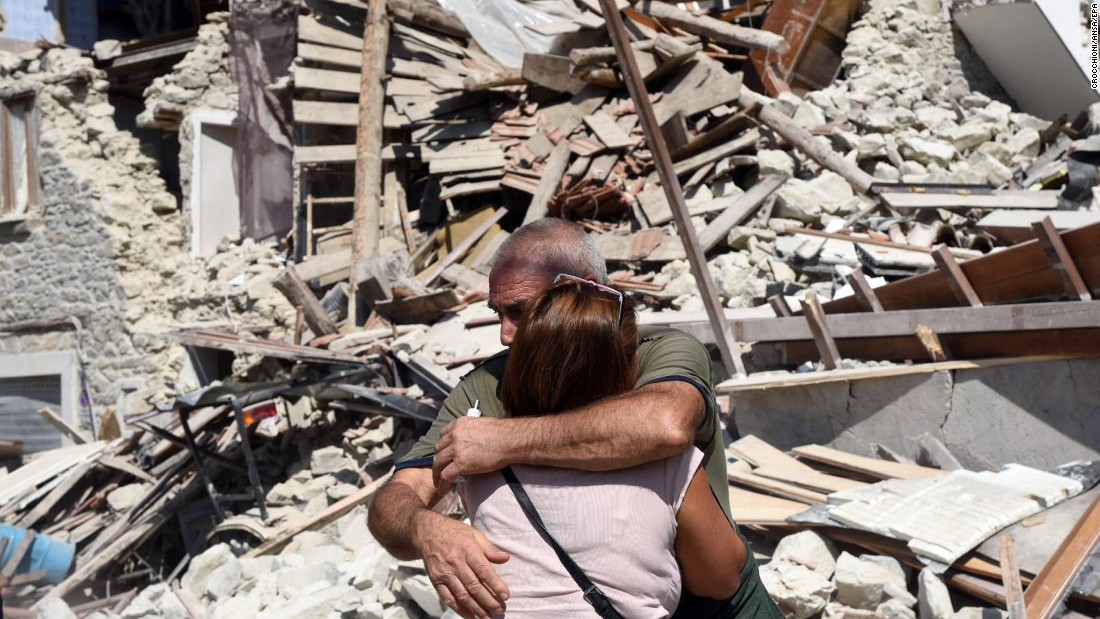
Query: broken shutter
xmin=228 ymin=0 xmax=297 ymax=244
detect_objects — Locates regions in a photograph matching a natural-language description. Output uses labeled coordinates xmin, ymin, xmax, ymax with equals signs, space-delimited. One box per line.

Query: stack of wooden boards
xmin=725 ymin=435 xmax=1100 ymax=616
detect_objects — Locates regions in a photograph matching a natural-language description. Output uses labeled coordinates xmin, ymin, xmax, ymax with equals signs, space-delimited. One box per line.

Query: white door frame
xmin=189 ymin=109 xmax=239 ymax=258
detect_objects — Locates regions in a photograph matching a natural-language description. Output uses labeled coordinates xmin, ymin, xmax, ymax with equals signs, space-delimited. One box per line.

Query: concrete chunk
xmin=772 ymin=530 xmax=839 ymax=579
xmin=759 ymin=560 xmax=835 ymax=619
xmin=918 ymin=567 xmax=954 ymax=619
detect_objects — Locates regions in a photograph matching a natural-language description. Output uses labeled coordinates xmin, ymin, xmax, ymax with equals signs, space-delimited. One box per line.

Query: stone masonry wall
xmin=139 ymin=17 xmax=238 ymax=248
xmin=0 ymin=46 xmax=293 ymax=426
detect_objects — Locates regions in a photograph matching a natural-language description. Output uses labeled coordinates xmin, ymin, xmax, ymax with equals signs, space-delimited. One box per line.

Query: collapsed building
xmin=0 ymin=0 xmax=1098 ymax=618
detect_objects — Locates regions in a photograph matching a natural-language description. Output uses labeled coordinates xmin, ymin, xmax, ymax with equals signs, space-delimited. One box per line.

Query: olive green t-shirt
xmin=395 ymin=326 xmax=736 ymax=527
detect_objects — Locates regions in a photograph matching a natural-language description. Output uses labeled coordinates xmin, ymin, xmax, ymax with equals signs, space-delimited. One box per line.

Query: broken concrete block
xmin=210 ymin=592 xmax=262 ymax=619
xmin=758 ymin=149 xmax=796 ymax=177
xmin=874 ymin=161 xmax=901 ymax=181
xmin=206 ymin=554 xmax=244 ymax=601
xmin=121 ymin=583 xmax=188 ymax=619
xmin=943 ymin=124 xmax=993 ymax=152
xmin=835 ymin=552 xmax=906 ymax=610
xmin=918 ymin=567 xmax=954 ymax=619
xmin=391 ymin=327 xmax=428 ymax=359
xmin=402 ymin=573 xmax=446 ymax=617
xmin=106 ymin=483 xmax=152 ymax=512
xmin=900 ymin=136 xmax=957 ymax=166
xmin=181 ymin=543 xmax=235 ymax=601
xmin=727 ymin=227 xmax=777 ymax=251
xmin=265 ymin=584 xmax=350 ymax=619
xmin=311 ymin=445 xmax=353 ymax=477
xmin=771 ymin=530 xmax=839 ymax=579
xmin=879 ymin=598 xmax=918 ymax=619
xmin=33 ymin=597 xmax=78 ymax=619
xmin=885 ymin=581 xmax=918 ymax=608
xmin=760 ymin=560 xmax=835 ymax=619
xmin=793 ymin=101 xmax=827 ymax=128
xmin=277 ymin=561 xmax=339 ymax=599
xmin=1006 ymin=128 xmax=1040 ymax=159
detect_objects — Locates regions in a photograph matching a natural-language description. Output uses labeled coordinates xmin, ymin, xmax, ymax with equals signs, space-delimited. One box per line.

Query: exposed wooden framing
xmin=672 ymin=128 xmax=758 ymax=176
xmin=768 ymin=295 xmax=793 ymax=317
xmin=800 ymin=292 xmax=840 ymax=369
xmin=822 ymin=222 xmax=1100 ymax=315
xmin=298 ymin=15 xmax=363 ymax=51
xmin=521 ymin=143 xmax=571 ymax=225
xmin=933 ymin=246 xmax=983 ymax=307
xmin=298 ymin=42 xmax=362 ymax=69
xmin=637 ymin=0 xmax=787 ymax=52
xmin=1023 ymin=494 xmax=1100 ymax=619
xmin=1032 ymin=216 xmax=1092 ymax=301
xmin=293 ymin=100 xmax=357 ymax=126
xmin=698 ymin=175 xmax=786 ymax=252
xmin=600 ymin=0 xmax=746 ymax=377
xmin=350 ymin=0 xmax=390 ymax=327
xmin=36 ymin=407 xmax=88 ymax=444
xmin=422 ymin=208 xmax=508 ymax=285
xmin=1000 ymin=536 xmax=1027 ymax=619
xmin=915 ymin=324 xmax=947 ymax=362
xmin=741 ymin=89 xmax=875 ymax=194
xmin=17 ymin=462 xmax=93 ymax=529
xmin=294 ymin=66 xmax=359 ymax=93
xmin=847 ymin=269 xmax=884 ymax=312
xmin=273 ymin=267 xmax=338 ymax=336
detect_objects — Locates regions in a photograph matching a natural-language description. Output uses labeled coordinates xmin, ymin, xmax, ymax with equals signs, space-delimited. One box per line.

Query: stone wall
xmin=0 ymin=46 xmax=293 ymax=427
xmin=139 ymin=16 xmax=237 ymax=247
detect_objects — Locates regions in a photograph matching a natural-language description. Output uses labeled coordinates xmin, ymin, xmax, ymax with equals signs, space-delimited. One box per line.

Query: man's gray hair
xmin=491 ymin=218 xmax=608 ymax=283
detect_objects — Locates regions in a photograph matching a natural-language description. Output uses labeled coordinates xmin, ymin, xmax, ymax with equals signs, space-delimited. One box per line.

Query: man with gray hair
xmin=368 ymin=219 xmax=772 ymax=618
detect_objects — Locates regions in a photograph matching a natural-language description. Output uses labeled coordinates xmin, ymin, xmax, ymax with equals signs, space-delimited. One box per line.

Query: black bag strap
xmin=500 ymin=466 xmax=625 ymax=619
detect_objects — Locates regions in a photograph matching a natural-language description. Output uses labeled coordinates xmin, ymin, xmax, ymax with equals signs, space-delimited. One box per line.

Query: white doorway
xmin=190 ymin=110 xmax=240 ymax=258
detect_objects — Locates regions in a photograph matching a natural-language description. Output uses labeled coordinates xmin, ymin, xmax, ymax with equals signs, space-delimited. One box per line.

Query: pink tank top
xmin=460 ymin=448 xmax=705 ymax=618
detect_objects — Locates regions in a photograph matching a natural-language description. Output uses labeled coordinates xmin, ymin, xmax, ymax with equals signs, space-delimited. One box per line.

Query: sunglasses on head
xmin=554 ymin=273 xmax=624 ymax=321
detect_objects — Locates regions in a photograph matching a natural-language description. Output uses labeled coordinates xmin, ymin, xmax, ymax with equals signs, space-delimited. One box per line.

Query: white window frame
xmin=189 ymin=109 xmax=239 ymax=258
xmin=0 ymin=350 xmax=81 ymax=445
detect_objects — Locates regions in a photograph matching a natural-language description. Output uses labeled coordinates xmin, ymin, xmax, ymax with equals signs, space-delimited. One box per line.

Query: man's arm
xmin=433 ymin=379 xmax=705 ymax=486
xmin=368 ymin=468 xmax=510 ymax=619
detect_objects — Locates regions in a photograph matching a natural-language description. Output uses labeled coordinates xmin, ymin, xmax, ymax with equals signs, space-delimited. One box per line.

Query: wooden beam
xmin=672 ymin=128 xmax=758 ymax=176
xmin=521 ymin=142 xmax=571 ymax=225
xmin=1032 ymin=216 xmax=1092 ymax=301
xmin=698 ymin=175 xmax=786 ymax=252
xmin=1001 ymin=536 xmax=1027 ymax=619
xmin=800 ymin=292 xmax=840 ymax=369
xmin=1023 ymin=494 xmax=1100 ymax=619
xmin=293 ymin=100 xmax=357 ymax=126
xmin=298 ymin=42 xmax=362 ymax=69
xmin=637 ymin=0 xmax=787 ymax=52
xmin=742 ymin=90 xmax=875 ymax=194
xmin=36 ymin=407 xmax=87 ymax=444
xmin=600 ymin=0 xmax=746 ymax=377
xmin=350 ymin=0 xmax=390 ymax=327
xmin=791 ymin=444 xmax=948 ymax=480
xmin=880 ymin=190 xmax=1059 ymax=210
xmin=422 ymin=208 xmax=508 ymax=285
xmin=933 ymin=246 xmax=983 ymax=307
xmin=272 ymin=267 xmax=338 ymax=336
xmin=847 ymin=269 xmax=884 ymax=312
xmin=298 ymin=15 xmax=363 ymax=51
xmin=768 ymin=295 xmax=793 ymax=318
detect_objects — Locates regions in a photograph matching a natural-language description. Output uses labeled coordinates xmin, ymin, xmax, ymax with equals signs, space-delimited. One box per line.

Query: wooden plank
xmin=880 ymin=190 xmax=1060 ymax=210
xmin=769 ymin=295 xmax=793 ymax=317
xmin=933 ymin=246 xmax=984 ymax=307
xmin=727 ymin=465 xmax=827 ymax=504
xmin=583 ymin=111 xmax=635 ymax=150
xmin=791 ymin=444 xmax=949 ymax=480
xmin=294 ymin=66 xmax=360 ymax=93
xmin=293 ymin=100 xmax=357 ymax=126
xmin=637 ymin=0 xmax=787 ymax=52
xmin=296 ymin=249 xmax=351 ymax=282
xmin=411 ymin=121 xmax=494 ymax=142
xmin=522 ymin=53 xmax=586 ymax=94
xmin=298 ymin=42 xmax=362 ymax=69
xmin=698 ymin=174 xmax=785 ymax=251
xmin=296 ymin=144 xmax=357 ymax=165
xmin=428 ymin=151 xmax=506 ymax=175
xmin=800 ymin=293 xmax=840 ymax=369
xmin=727 ymin=486 xmax=809 ymax=525
xmin=672 ymin=128 xmax=758 ymax=176
xmin=1032 ymin=217 xmax=1092 ymax=301
xmin=847 ymin=269 xmax=885 ymax=312
xmin=36 ymin=407 xmax=88 ymax=444
xmin=272 ymin=267 xmax=338 ymax=336
xmin=422 ymin=208 xmax=508 ymax=285
xmin=521 ymin=143 xmax=571 ymax=225
xmin=1001 ymin=536 xmax=1027 ymax=619
xmin=728 ymin=434 xmax=817 ymax=474
xmin=752 ymin=466 xmax=867 ymax=494
xmin=0 ymin=440 xmax=22 ymax=458
xmin=1023 ymin=494 xmax=1100 ymax=618
xmin=298 ymin=15 xmax=363 ymax=51
xmin=17 ymin=461 xmax=94 ymax=529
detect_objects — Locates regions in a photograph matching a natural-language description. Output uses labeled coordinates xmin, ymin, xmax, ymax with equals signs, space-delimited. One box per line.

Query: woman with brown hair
xmin=457 ymin=275 xmax=769 ymax=618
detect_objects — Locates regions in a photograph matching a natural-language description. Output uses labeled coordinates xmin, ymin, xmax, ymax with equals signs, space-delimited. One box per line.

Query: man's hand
xmin=413 ymin=510 xmax=511 ymax=619
xmin=433 ymin=417 xmax=508 ymax=489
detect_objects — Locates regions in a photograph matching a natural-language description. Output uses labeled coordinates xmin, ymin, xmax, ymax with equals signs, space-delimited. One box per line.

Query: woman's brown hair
xmin=501 ymin=278 xmax=639 ymax=417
